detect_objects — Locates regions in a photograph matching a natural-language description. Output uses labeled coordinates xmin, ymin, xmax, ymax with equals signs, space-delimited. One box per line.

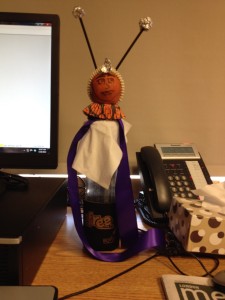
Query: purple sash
xmin=67 ymin=119 xmax=164 ymax=262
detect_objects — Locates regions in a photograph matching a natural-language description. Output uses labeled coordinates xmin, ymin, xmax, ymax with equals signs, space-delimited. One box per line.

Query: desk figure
xmin=67 ymin=7 xmax=162 ymax=261
xmin=76 ymin=58 xmax=126 ymax=250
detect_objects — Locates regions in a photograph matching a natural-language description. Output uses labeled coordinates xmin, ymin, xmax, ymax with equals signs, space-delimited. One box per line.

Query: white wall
xmin=1 ymin=0 xmax=225 ymax=176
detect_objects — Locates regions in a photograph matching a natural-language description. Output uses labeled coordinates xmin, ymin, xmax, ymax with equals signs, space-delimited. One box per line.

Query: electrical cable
xmin=57 ymin=252 xmax=160 ymax=300
xmin=166 ymin=252 xmax=220 ymax=278
xmin=57 ymin=247 xmax=220 ymax=300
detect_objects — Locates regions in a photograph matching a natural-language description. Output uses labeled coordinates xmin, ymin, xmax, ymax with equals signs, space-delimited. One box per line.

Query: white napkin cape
xmin=72 ymin=119 xmax=131 ymax=189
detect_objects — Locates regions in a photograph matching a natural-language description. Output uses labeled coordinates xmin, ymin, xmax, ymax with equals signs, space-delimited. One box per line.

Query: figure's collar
xmin=83 ymin=103 xmax=125 ymax=120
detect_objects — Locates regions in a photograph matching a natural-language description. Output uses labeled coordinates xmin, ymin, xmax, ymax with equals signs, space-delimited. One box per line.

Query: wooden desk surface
xmin=32 ymin=207 xmax=225 ymax=300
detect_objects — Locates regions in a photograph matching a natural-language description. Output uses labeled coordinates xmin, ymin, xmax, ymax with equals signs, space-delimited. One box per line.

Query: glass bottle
xmin=83 ymin=172 xmax=119 ymax=251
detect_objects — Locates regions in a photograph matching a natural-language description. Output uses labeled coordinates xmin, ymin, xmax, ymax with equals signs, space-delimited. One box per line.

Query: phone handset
xmin=136 ymin=146 xmax=172 ymax=226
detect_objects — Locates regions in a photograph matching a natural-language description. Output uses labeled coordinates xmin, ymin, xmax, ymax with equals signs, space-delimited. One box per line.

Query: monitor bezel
xmin=0 ymin=12 xmax=60 ymax=169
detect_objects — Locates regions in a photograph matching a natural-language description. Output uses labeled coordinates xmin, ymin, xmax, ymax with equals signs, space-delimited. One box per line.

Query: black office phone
xmin=136 ymin=143 xmax=212 ymax=227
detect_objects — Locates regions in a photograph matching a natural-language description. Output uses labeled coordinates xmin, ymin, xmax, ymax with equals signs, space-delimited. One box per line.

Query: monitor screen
xmin=0 ymin=12 xmax=60 ymax=169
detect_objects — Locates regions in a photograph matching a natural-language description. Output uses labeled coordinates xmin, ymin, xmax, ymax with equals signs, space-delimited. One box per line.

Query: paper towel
xmin=72 ymin=119 xmax=131 ymax=189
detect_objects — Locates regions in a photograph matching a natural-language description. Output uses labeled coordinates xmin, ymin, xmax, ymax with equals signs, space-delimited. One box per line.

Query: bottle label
xmin=85 ymin=211 xmax=114 ymax=230
xmin=83 ymin=200 xmax=119 ymax=251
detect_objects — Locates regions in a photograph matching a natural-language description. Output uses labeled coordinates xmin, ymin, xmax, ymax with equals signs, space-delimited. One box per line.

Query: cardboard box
xmin=168 ymin=197 xmax=225 ymax=255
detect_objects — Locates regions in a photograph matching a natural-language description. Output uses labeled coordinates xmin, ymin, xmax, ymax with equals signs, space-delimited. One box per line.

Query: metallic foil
xmin=139 ymin=17 xmax=153 ymax=31
xmin=100 ymin=58 xmax=112 ymax=73
xmin=72 ymin=6 xmax=85 ymax=19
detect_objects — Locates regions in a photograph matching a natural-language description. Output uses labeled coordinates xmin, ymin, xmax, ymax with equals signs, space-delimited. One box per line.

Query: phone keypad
xmin=163 ymin=161 xmax=197 ymax=199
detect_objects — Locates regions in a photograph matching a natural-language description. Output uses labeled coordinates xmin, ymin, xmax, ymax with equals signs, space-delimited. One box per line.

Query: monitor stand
xmin=0 ymin=171 xmax=28 ymax=194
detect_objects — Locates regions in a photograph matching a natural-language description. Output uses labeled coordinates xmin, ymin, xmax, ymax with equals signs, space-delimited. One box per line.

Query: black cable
xmin=159 ymin=229 xmax=220 ymax=277
xmin=192 ymin=253 xmax=220 ymax=277
xmin=58 ymin=247 xmax=220 ymax=300
xmin=57 ymin=252 xmax=160 ymax=300
xmin=166 ymin=252 xmax=220 ymax=278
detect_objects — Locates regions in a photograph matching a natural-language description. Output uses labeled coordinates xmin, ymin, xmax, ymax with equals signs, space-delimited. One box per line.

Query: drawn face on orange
xmin=91 ymin=73 xmax=122 ymax=105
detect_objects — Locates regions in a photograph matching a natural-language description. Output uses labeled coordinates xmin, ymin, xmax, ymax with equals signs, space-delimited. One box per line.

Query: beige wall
xmin=1 ymin=0 xmax=225 ymax=176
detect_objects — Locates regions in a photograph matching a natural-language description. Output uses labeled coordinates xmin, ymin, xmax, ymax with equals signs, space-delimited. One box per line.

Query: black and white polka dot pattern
xmin=169 ymin=197 xmax=225 ymax=255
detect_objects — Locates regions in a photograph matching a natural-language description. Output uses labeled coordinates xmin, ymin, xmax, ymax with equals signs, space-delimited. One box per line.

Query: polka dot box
xmin=168 ymin=197 xmax=225 ymax=255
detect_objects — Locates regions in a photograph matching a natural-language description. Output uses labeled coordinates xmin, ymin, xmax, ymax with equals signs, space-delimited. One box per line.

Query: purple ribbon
xmin=67 ymin=119 xmax=164 ymax=262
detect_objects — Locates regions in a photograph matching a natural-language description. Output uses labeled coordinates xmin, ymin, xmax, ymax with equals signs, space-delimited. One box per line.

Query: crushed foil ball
xmin=139 ymin=17 xmax=153 ymax=31
xmin=100 ymin=58 xmax=112 ymax=73
xmin=72 ymin=6 xmax=85 ymax=19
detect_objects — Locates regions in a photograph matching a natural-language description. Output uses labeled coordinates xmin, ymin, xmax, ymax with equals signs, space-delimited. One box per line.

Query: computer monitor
xmin=0 ymin=12 xmax=60 ymax=169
